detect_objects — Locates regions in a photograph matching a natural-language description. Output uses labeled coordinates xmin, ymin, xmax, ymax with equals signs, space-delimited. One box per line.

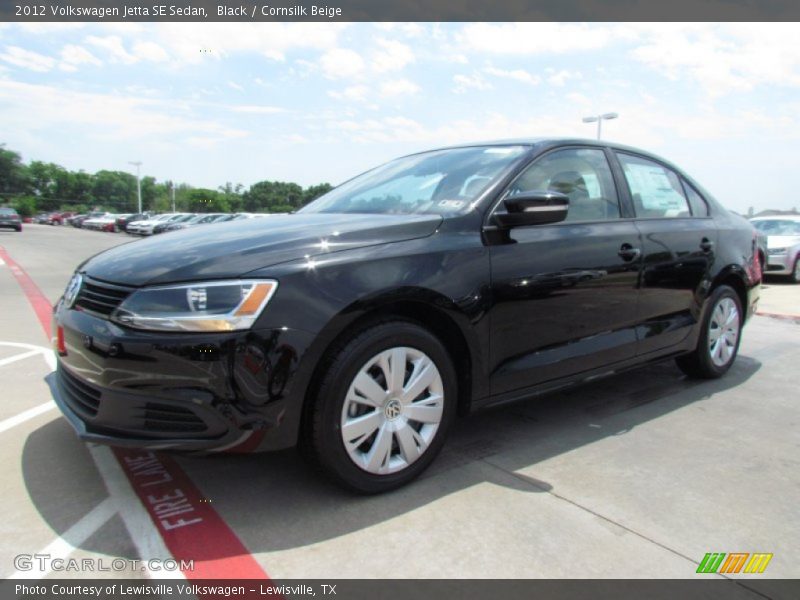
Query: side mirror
xmin=494 ymin=191 xmax=569 ymax=228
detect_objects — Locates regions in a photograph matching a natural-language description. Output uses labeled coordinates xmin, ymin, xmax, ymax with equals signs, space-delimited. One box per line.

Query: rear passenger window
xmin=682 ymin=180 xmax=709 ymax=217
xmin=616 ymin=153 xmax=691 ymax=218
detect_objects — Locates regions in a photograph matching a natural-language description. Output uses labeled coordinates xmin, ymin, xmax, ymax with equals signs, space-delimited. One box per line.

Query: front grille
xmin=75 ymin=278 xmax=134 ymax=317
xmin=143 ymin=402 xmax=208 ymax=433
xmin=58 ymin=366 xmax=101 ymax=418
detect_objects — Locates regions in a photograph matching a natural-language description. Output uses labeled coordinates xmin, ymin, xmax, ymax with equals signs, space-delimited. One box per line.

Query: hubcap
xmin=340 ymin=347 xmax=444 ymax=475
xmin=708 ymin=297 xmax=740 ymax=367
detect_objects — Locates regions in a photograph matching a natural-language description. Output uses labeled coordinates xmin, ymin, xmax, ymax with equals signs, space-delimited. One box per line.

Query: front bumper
xmin=52 ymin=302 xmax=315 ymax=453
xmin=766 ymin=252 xmax=794 ymax=275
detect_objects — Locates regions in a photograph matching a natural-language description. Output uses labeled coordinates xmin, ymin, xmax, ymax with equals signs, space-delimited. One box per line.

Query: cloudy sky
xmin=0 ymin=22 xmax=798 ymax=213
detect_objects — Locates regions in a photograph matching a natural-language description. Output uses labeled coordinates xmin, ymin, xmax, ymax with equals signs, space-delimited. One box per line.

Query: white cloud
xmin=0 ymin=46 xmax=55 ymax=72
xmin=0 ymin=79 xmax=247 ymax=144
xmin=328 ymin=84 xmax=369 ymax=102
xmin=132 ymin=41 xmax=169 ymax=62
xmin=59 ymin=44 xmax=102 ymax=72
xmin=630 ymin=23 xmax=800 ymax=96
xmin=458 ymin=23 xmax=617 ymax=55
xmin=547 ymin=69 xmax=581 ymax=87
xmin=319 ymin=47 xmax=365 ymax=79
xmin=227 ymin=81 xmax=244 ymax=92
xmin=453 ymin=73 xmax=492 ymax=93
xmin=371 ymin=38 xmax=414 ymax=73
xmin=484 ymin=66 xmax=540 ymax=85
xmin=133 ymin=23 xmax=348 ymax=65
xmin=85 ymin=35 xmax=137 ymax=64
xmin=231 ymin=104 xmax=286 ymax=114
xmin=380 ymin=78 xmax=420 ymax=97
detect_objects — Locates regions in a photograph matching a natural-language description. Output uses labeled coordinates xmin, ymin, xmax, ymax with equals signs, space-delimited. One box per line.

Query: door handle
xmin=700 ymin=238 xmax=715 ymax=252
xmin=618 ymin=243 xmax=641 ymax=262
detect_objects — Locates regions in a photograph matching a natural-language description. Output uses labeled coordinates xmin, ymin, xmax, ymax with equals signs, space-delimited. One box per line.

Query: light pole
xmin=582 ymin=112 xmax=618 ymax=140
xmin=128 ymin=161 xmax=142 ymax=214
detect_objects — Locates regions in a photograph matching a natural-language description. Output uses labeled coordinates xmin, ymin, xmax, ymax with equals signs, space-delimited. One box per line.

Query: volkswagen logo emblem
xmin=63 ymin=273 xmax=83 ymax=308
xmin=384 ymin=398 xmax=402 ymax=420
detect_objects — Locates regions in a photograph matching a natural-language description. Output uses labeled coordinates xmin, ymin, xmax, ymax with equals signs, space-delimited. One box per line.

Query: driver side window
xmin=508 ymin=148 xmax=621 ymax=222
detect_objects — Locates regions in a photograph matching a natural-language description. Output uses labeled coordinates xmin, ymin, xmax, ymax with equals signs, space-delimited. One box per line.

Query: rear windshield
xmin=0 ymin=207 xmax=18 ymax=215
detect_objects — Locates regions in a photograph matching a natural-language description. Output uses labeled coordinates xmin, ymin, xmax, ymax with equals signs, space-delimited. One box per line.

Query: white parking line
xmin=0 ymin=401 xmax=56 ymax=434
xmin=0 ymin=342 xmax=57 ymax=434
xmin=0 ymin=341 xmax=56 ymax=370
xmin=89 ymin=445 xmax=183 ymax=580
xmin=9 ymin=497 xmax=116 ymax=579
xmin=0 ymin=350 xmax=42 ymax=368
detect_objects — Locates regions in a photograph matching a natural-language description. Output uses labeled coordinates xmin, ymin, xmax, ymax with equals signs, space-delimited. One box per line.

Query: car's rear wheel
xmin=304 ymin=320 xmax=456 ymax=493
xmin=676 ymin=285 xmax=742 ymax=379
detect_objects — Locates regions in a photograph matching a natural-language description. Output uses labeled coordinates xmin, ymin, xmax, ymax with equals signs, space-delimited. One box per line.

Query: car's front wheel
xmin=790 ymin=256 xmax=800 ymax=284
xmin=304 ymin=320 xmax=456 ymax=493
xmin=676 ymin=285 xmax=742 ymax=379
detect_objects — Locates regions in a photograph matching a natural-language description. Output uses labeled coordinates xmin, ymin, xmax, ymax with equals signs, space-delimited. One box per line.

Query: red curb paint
xmin=114 ymin=448 xmax=269 ymax=582
xmin=3 ymin=246 xmax=269 ymax=583
xmin=755 ymin=311 xmax=800 ymax=323
xmin=0 ymin=246 xmax=53 ymax=339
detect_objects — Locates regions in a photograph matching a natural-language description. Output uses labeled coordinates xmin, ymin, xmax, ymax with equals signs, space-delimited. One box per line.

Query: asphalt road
xmin=0 ymin=224 xmax=798 ymax=586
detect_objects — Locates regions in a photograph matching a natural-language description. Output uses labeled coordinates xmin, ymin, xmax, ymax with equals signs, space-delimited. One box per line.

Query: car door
xmin=486 ymin=146 xmax=642 ymax=397
xmin=613 ymin=152 xmax=718 ymax=354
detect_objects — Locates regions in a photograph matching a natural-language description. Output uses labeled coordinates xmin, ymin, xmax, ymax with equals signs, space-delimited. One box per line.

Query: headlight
xmin=111 ymin=280 xmax=278 ymax=332
xmin=768 ymin=247 xmax=787 ymax=255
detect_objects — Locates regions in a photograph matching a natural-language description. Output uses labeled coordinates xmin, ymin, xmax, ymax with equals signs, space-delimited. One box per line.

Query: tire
xmin=15 ymin=226 xmax=21 ymax=233
xmin=676 ymin=285 xmax=743 ymax=379
xmin=790 ymin=257 xmax=800 ymax=284
xmin=303 ymin=320 xmax=457 ymax=494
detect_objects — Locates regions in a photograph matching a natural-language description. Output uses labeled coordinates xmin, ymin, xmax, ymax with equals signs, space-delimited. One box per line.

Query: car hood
xmin=767 ymin=235 xmax=800 ymax=249
xmin=81 ymin=212 xmax=443 ymax=286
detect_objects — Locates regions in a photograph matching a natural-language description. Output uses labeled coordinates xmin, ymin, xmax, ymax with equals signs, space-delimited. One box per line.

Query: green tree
xmin=303 ymin=183 xmax=333 ymax=206
xmin=0 ymin=145 xmax=30 ymax=196
xmin=92 ymin=170 xmax=137 ymax=211
xmin=13 ymin=196 xmax=37 ymax=217
xmin=185 ymin=188 xmax=228 ymax=213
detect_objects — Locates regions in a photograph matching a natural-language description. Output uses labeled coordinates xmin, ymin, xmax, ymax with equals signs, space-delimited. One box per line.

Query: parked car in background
xmin=33 ymin=212 xmax=50 ymax=224
xmin=83 ymin=214 xmax=118 ymax=232
xmin=52 ymin=138 xmax=761 ymax=493
xmin=68 ymin=214 xmax=88 ymax=227
xmin=47 ymin=211 xmax=77 ymax=225
xmin=751 ymin=215 xmax=800 ymax=282
xmin=153 ymin=213 xmax=196 ymax=234
xmin=127 ymin=213 xmax=183 ymax=236
xmin=72 ymin=212 xmax=108 ymax=228
xmin=116 ymin=213 xmax=150 ymax=232
xmin=0 ymin=207 xmax=22 ymax=232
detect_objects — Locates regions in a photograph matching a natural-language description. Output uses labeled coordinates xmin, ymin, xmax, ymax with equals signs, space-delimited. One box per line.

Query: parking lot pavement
xmin=0 ymin=224 xmax=798 ymax=584
xmin=758 ymin=279 xmax=800 ymax=318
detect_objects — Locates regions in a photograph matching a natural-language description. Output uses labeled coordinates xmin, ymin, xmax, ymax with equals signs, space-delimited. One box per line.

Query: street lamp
xmin=582 ymin=112 xmax=618 ymax=140
xmin=128 ymin=161 xmax=142 ymax=214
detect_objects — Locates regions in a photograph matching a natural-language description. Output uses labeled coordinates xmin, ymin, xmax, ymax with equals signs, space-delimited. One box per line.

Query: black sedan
xmin=52 ymin=139 xmax=760 ymax=493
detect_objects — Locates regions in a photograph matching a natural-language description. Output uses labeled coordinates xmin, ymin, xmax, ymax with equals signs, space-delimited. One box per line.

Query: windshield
xmin=300 ymin=145 xmax=529 ymax=215
xmin=752 ymin=219 xmax=800 ymax=235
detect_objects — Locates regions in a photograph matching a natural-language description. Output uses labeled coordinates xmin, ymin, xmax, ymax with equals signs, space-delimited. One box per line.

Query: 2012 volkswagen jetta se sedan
xmin=52 ymin=139 xmax=760 ymax=493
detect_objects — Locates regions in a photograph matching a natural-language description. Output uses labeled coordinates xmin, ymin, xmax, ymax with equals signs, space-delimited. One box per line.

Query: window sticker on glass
xmin=581 ymin=172 xmax=602 ymax=199
xmin=625 ymin=163 xmax=685 ymax=211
